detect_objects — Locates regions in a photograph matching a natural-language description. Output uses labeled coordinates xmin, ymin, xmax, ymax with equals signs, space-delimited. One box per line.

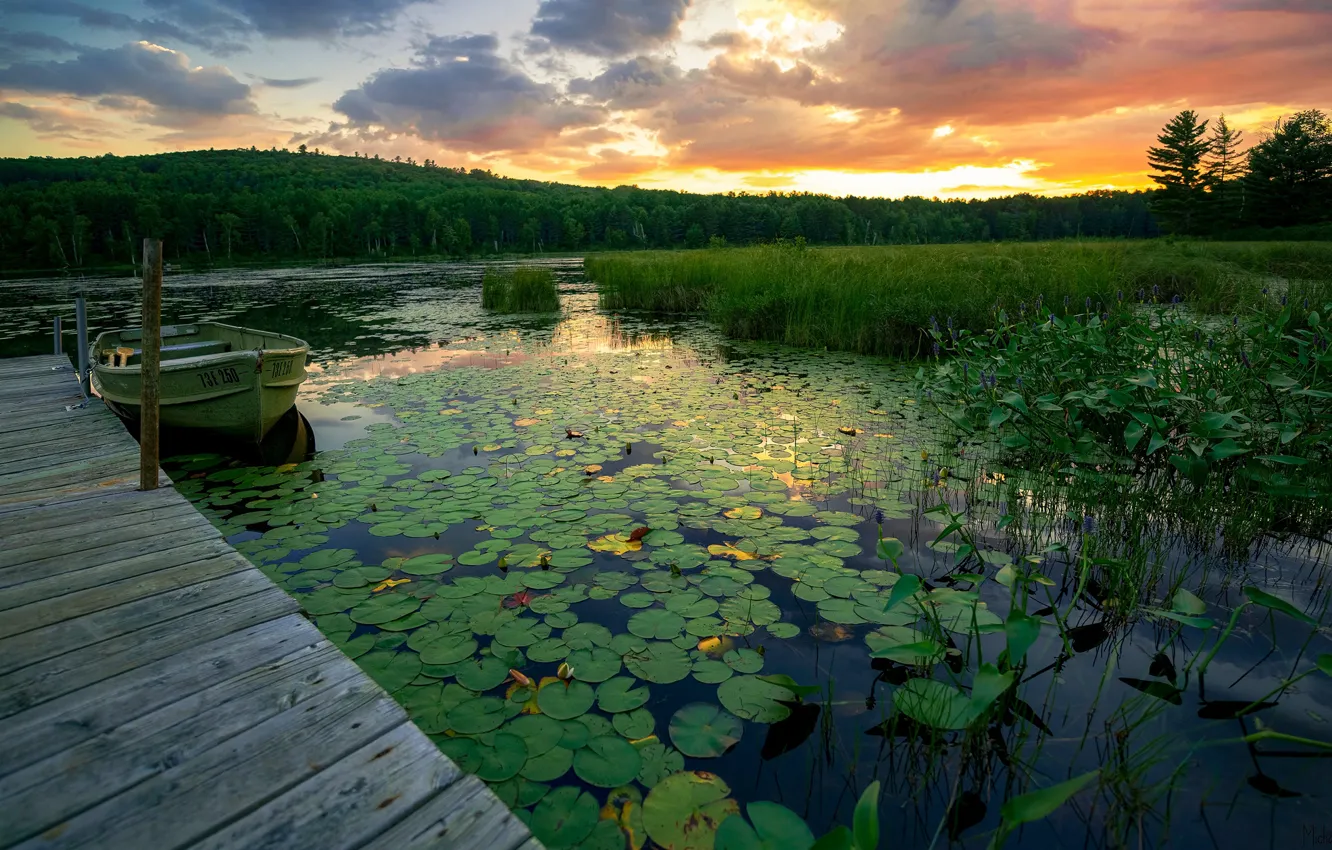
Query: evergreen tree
xmin=1147 ymin=110 xmax=1211 ymax=234
xmin=1244 ymin=110 xmax=1332 ymax=228
xmin=1204 ymin=114 xmax=1246 ymax=232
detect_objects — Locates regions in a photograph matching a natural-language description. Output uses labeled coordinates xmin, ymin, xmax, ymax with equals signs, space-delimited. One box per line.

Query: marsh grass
xmin=481 ymin=266 xmax=561 ymax=313
xmin=587 ymin=241 xmax=1332 ymax=357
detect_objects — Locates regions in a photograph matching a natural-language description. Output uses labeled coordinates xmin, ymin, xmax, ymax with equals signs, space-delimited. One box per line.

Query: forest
xmin=0 ymin=149 xmax=1162 ymax=272
xmin=1 ymin=104 xmax=1328 ymax=273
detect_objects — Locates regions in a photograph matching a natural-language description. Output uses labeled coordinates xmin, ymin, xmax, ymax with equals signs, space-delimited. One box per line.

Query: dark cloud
xmin=0 ymin=42 xmax=255 ymax=121
xmin=569 ymin=56 xmax=685 ymax=109
xmin=530 ymin=0 xmax=692 ymax=56
xmin=0 ymin=27 xmax=82 ymax=56
xmin=331 ymin=33 xmax=604 ymax=152
xmin=4 ymin=0 xmax=249 ymax=55
xmin=258 ymin=76 xmax=322 ymax=88
xmin=0 ymin=101 xmax=78 ymax=132
xmin=152 ymin=0 xmax=421 ymax=39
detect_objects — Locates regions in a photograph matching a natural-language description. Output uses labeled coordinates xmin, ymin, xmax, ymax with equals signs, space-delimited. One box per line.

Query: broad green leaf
xmin=852 ymin=780 xmax=880 ymax=850
xmin=1000 ymin=771 xmax=1099 ymax=826
xmin=1243 ymin=586 xmax=1316 ymax=625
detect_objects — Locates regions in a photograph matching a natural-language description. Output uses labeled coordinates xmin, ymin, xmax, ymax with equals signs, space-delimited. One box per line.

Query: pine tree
xmin=1147 ymin=110 xmax=1211 ymax=234
xmin=1204 ymin=114 xmax=1245 ymax=231
xmin=1244 ymin=110 xmax=1332 ymax=228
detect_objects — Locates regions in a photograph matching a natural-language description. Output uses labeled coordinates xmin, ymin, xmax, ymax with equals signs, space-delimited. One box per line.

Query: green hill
xmin=0 ymin=147 xmax=1163 ymax=272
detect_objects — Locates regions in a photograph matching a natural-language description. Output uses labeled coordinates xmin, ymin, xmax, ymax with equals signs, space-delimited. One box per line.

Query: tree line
xmin=1147 ymin=108 xmax=1332 ymax=235
xmin=0 ymin=148 xmax=1163 ymax=272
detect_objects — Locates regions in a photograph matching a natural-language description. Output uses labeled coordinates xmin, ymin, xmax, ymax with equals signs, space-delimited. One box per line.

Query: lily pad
xmin=629 ymin=608 xmax=687 ymax=640
xmin=597 ymin=676 xmax=651 ymax=713
xmin=669 ymin=703 xmax=744 ymax=758
xmin=359 ymin=650 xmax=421 ymax=694
xmin=624 ymin=642 xmax=694 ymax=684
xmin=717 ymin=675 xmax=796 ymax=723
xmin=643 ymin=771 xmax=740 ymax=850
xmin=448 ymin=696 xmax=510 ymax=734
xmin=567 ymin=647 xmax=623 ymax=683
xmin=474 ymin=731 xmax=529 ymax=782
xmin=573 ymin=736 xmax=642 ymax=787
xmin=520 ymin=745 xmax=575 ymax=782
xmin=613 ymin=707 xmax=656 ymax=739
xmin=537 ymin=679 xmax=596 ymax=719
xmin=530 ymin=786 xmax=599 ymax=848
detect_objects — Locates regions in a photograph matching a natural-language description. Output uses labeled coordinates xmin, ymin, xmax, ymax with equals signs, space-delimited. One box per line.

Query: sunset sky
xmin=0 ymin=0 xmax=1329 ymax=198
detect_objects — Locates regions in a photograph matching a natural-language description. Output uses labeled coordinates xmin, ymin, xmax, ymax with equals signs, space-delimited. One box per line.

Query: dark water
xmin=6 ymin=261 xmax=1329 ymax=849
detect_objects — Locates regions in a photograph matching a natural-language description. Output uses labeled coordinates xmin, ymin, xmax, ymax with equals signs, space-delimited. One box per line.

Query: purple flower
xmin=932 ymin=469 xmax=941 ymax=486
xmin=1085 ymin=296 xmax=1092 ymax=310
xmin=1208 ymin=337 xmax=1215 ymax=349
xmin=1082 ymin=515 xmax=1097 ymax=535
xmin=930 ymin=315 xmax=940 ymax=333
xmin=1240 ymin=350 xmax=1251 ymax=368
xmin=1015 ymin=376 xmax=1024 ymax=387
xmin=947 ymin=316 xmax=954 ymax=330
xmin=1117 ymin=290 xmax=1124 ymax=302
xmin=1172 ymin=295 xmax=1182 ymax=304
xmin=1282 ymin=295 xmax=1288 ymax=306
xmin=932 ymin=341 xmax=940 ymax=357
xmin=875 ymin=508 xmax=885 ymax=525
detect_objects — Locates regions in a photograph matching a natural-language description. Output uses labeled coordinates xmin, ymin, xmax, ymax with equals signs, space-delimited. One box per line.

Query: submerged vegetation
xmin=589 ymin=240 xmax=1332 ymax=357
xmin=481 ymin=267 xmax=561 ymax=313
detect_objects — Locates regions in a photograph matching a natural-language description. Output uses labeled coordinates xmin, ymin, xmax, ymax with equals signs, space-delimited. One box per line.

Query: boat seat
xmin=104 ymin=340 xmax=232 ymax=365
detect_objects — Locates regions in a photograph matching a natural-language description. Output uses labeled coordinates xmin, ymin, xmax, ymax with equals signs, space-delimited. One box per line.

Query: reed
xmin=481 ymin=267 xmax=561 ymax=313
xmin=587 ymin=241 xmax=1332 ymax=356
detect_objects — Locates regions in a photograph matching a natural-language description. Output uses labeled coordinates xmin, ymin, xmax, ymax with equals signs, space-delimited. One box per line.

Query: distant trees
xmin=1205 ymin=115 xmax=1246 ymax=230
xmin=0 ymin=148 xmax=1161 ymax=271
xmin=1244 ymin=109 xmax=1332 ymax=228
xmin=1147 ymin=110 xmax=1211 ymax=234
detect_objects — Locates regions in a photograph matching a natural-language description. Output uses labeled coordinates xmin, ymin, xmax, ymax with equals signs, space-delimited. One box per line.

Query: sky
xmin=0 ymin=0 xmax=1329 ymax=199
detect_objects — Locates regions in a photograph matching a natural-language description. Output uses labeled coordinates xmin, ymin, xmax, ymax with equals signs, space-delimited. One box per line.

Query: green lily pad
xmin=349 ymin=594 xmax=421 ymax=625
xmin=573 ymin=736 xmax=642 ymax=787
xmin=359 ymin=650 xmax=421 ymax=694
xmin=491 ymin=776 xmax=550 ymax=808
xmin=520 ymin=745 xmax=575 ymax=782
xmin=537 ymin=679 xmax=596 ymax=719
xmin=454 ymin=656 xmax=512 ymax=691
xmin=636 ymin=741 xmax=685 ymax=786
xmin=613 ymin=707 xmax=656 ymax=739
xmin=624 ymin=642 xmax=693 ymax=684
xmin=399 ymin=553 xmax=455 ymax=575
xmin=669 ymin=703 xmax=743 ymax=758
xmin=893 ymin=678 xmax=975 ymax=730
xmin=530 ymin=786 xmax=599 ymax=848
xmin=447 ymin=696 xmax=510 ymax=734
xmin=717 ymin=675 xmax=796 ymax=723
xmin=692 ymin=660 xmax=734 ymax=684
xmin=629 ymin=608 xmax=687 ymax=640
xmin=713 ymin=801 xmax=816 ymax=850
xmin=527 ymin=637 xmax=571 ymax=663
xmin=474 ymin=731 xmax=529 ymax=782
xmin=643 ymin=771 xmax=740 ymax=850
xmin=567 ymin=647 xmax=623 ymax=683
xmin=722 ymin=649 xmax=765 ymax=674
xmin=596 ymin=676 xmax=651 ymax=713
xmin=620 ymin=592 xmax=659 ymax=609
xmin=766 ymin=623 xmax=800 ymax=639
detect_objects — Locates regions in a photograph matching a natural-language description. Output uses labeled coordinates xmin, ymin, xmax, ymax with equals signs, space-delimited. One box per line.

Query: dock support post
xmin=140 ymin=239 xmax=163 ymax=491
xmin=53 ymin=317 xmax=63 ymax=355
xmin=75 ymin=296 xmax=90 ymax=396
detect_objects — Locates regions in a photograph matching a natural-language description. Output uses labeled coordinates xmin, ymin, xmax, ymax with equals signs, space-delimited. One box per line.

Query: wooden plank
xmin=0 ymin=486 xmax=181 ymax=537
xmin=0 ymin=642 xmax=363 ymax=845
xmin=0 ymin=613 xmax=317 ymax=774
xmin=367 ymin=775 xmax=535 ymax=850
xmin=0 ymin=469 xmax=171 ymax=516
xmin=190 ymin=722 xmax=460 ymax=850
xmin=14 ymin=671 xmax=406 ymax=850
xmin=0 ymin=409 xmax=118 ymax=449
xmin=0 ymin=551 xmax=254 ymax=639
xmin=0 ymin=568 xmax=288 ymax=676
xmin=0 ymin=517 xmax=222 ymax=589
xmin=0 ymin=589 xmax=296 ymax=719
xmin=0 ymin=500 xmax=200 ymax=568
xmin=0 ymin=438 xmax=138 ymax=476
xmin=0 ymin=537 xmax=236 ymax=613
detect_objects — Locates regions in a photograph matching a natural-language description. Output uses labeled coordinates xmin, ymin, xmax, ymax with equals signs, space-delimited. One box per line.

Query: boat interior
xmin=97 ymin=323 xmax=302 ymax=367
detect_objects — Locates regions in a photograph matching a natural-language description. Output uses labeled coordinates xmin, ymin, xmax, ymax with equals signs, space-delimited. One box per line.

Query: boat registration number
xmin=198 ymin=367 xmax=241 ymax=389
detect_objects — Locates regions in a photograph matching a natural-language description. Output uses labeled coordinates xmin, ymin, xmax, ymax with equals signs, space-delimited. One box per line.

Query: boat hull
xmin=91 ymin=323 xmax=308 ymax=443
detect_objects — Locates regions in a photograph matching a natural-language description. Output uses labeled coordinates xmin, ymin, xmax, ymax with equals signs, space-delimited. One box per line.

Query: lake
xmin=4 ymin=261 xmax=1328 ymax=849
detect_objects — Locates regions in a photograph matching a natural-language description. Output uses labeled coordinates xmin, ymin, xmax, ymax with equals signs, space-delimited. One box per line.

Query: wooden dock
xmin=0 ymin=355 xmax=539 ymax=850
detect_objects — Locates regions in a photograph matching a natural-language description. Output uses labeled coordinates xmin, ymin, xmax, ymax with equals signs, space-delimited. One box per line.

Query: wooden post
xmin=53 ymin=316 xmax=63 ymax=355
xmin=75 ymin=296 xmax=90 ymax=396
xmin=140 ymin=239 xmax=163 ymax=491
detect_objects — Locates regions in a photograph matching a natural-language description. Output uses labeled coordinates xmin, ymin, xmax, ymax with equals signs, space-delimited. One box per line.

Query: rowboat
xmin=91 ymin=322 xmax=309 ymax=443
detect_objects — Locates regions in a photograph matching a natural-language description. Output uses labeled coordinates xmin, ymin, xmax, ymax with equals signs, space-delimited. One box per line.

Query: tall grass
xmin=587 ymin=241 xmax=1332 ymax=356
xmin=481 ymin=267 xmax=561 ymax=313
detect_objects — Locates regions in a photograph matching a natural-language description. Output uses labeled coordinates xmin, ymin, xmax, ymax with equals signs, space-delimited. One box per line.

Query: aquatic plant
xmin=482 ymin=266 xmax=561 ymax=313
xmin=588 ymin=240 xmax=1332 ymax=357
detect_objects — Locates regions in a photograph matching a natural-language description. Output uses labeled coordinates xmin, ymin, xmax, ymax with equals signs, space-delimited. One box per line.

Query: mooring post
xmin=140 ymin=239 xmax=163 ymax=491
xmin=53 ymin=316 xmax=63 ymax=355
xmin=75 ymin=296 xmax=90 ymax=396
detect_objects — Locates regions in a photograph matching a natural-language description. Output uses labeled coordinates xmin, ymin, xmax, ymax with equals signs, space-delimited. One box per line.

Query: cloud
xmin=257 ymin=76 xmax=322 ymax=88
xmin=577 ymin=149 xmax=661 ymax=182
xmin=0 ymin=42 xmax=256 ymax=123
xmin=6 ymin=0 xmax=250 ymax=55
xmin=150 ymin=0 xmax=421 ymax=39
xmin=0 ymin=28 xmax=82 ymax=56
xmin=569 ymin=56 xmax=685 ymax=109
xmin=530 ymin=0 xmax=693 ymax=56
xmin=330 ymin=34 xmax=605 ymax=153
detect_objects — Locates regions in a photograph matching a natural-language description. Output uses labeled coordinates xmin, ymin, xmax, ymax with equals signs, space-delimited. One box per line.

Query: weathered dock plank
xmin=0 ymin=355 xmax=538 ymax=850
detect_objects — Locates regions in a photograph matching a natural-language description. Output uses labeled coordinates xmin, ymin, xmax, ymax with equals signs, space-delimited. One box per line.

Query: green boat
xmin=91 ymin=321 xmax=309 ymax=443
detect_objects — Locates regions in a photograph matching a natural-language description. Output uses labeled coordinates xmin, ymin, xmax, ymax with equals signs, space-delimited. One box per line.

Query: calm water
xmin=5 ymin=262 xmax=1329 ymax=849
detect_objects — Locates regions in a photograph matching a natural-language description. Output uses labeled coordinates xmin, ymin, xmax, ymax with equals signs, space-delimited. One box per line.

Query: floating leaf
xmin=1243 ymin=586 xmax=1316 ymax=625
xmin=574 ymin=736 xmax=643 ymax=787
xmin=715 ymin=801 xmax=815 ymax=850
xmin=1000 ymin=771 xmax=1099 ymax=826
xmin=537 ymin=679 xmax=596 ymax=719
xmin=643 ymin=771 xmax=740 ymax=850
xmin=717 ymin=675 xmax=796 ymax=723
xmin=530 ymin=786 xmax=599 ymax=848
xmin=669 ymin=703 xmax=744 ymax=758
xmin=597 ymin=677 xmax=651 ymax=713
